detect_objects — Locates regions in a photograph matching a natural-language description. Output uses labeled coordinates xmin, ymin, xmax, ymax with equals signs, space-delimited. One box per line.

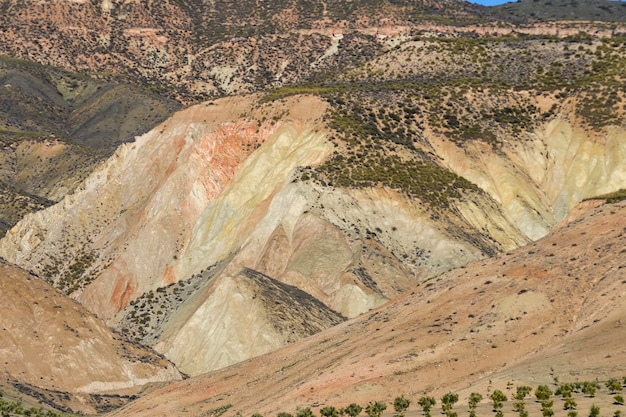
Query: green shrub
xmin=343 ymin=404 xmax=362 ymax=417
xmin=490 ymin=390 xmax=507 ymax=411
xmin=536 ymin=385 xmax=553 ymax=401
xmin=441 ymin=392 xmax=458 ymax=413
xmin=297 ymin=408 xmax=315 ymax=417
xmin=417 ymin=397 xmax=436 ymax=416
xmin=320 ymin=407 xmax=339 ymax=417
xmin=393 ymin=396 xmax=410 ymax=417
xmin=364 ymin=402 xmax=386 ymax=417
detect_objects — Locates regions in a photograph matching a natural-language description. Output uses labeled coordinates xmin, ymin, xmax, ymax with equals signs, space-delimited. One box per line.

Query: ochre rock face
xmin=1 ymin=93 xmax=625 ymax=377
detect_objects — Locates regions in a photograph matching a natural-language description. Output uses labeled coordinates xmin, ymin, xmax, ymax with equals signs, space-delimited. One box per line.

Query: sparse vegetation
xmin=343 ymin=404 xmax=363 ymax=417
xmin=588 ymin=189 xmax=626 ymax=204
xmin=469 ymin=393 xmax=483 ymax=417
xmin=320 ymin=406 xmax=340 ymax=417
xmin=265 ymin=377 xmax=626 ymax=417
xmin=393 ymin=396 xmax=410 ymax=417
xmin=0 ymin=391 xmax=70 ymax=417
xmin=583 ymin=382 xmax=599 ymax=398
xmin=608 ymin=380 xmax=623 ymax=393
xmin=418 ymin=396 xmax=436 ymax=417
xmin=514 ymin=386 xmax=533 ymax=413
xmin=3 ymin=1 xmax=626 ymax=415
xmin=297 ymin=408 xmax=315 ymax=417
xmin=490 ymin=390 xmax=507 ymax=412
xmin=441 ymin=392 xmax=459 ymax=416
xmin=537 ymin=385 xmax=554 ymax=402
xmin=116 ymin=261 xmax=225 ymax=343
xmin=364 ymin=401 xmax=386 ymax=417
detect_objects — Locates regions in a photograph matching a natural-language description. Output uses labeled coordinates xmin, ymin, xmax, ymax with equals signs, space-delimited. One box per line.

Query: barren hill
xmin=0 ymin=56 xmax=179 ymax=234
xmin=1 ymin=79 xmax=625 ymax=378
xmin=0 ymin=261 xmax=182 ymax=414
xmin=0 ymin=0 xmax=625 ymax=414
xmin=106 ymin=199 xmax=626 ymax=417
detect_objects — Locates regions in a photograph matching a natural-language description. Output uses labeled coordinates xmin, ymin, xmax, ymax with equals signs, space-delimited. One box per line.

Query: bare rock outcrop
xmin=433 ymin=118 xmax=626 ymax=240
xmin=148 ymin=267 xmax=345 ymax=375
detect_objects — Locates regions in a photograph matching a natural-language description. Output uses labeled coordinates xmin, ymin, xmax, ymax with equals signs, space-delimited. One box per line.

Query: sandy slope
xmin=108 ymin=200 xmax=626 ymax=417
xmin=0 ymin=261 xmax=181 ymax=414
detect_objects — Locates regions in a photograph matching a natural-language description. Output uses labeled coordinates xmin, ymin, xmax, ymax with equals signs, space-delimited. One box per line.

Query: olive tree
xmin=417 ymin=396 xmax=436 ymax=417
xmin=490 ymin=390 xmax=507 ymax=412
xmin=321 ymin=407 xmax=339 ymax=417
xmin=536 ymin=385 xmax=553 ymax=402
xmin=297 ymin=408 xmax=315 ymax=417
xmin=365 ymin=401 xmax=386 ymax=417
xmin=582 ymin=382 xmax=598 ymax=398
xmin=343 ymin=404 xmax=363 ymax=417
xmin=608 ymin=379 xmax=623 ymax=394
xmin=441 ymin=393 xmax=459 ymax=413
xmin=393 ymin=396 xmax=410 ymax=417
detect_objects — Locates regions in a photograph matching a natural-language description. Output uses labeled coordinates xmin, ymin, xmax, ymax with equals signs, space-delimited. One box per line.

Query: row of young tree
xmin=264 ymin=377 xmax=626 ymax=417
xmin=261 ymin=396 xmax=411 ymax=417
xmin=426 ymin=379 xmax=625 ymax=417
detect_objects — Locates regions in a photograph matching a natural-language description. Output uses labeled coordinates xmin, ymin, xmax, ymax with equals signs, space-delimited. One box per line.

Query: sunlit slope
xmin=107 ymin=199 xmax=626 ymax=417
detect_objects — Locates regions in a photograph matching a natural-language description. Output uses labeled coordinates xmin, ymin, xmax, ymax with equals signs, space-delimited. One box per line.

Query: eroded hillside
xmin=2 ymin=54 xmax=625 ymax=376
xmin=0 ymin=261 xmax=181 ymax=414
xmin=106 ymin=198 xmax=626 ymax=417
xmin=0 ymin=1 xmax=625 ymax=413
xmin=0 ymin=56 xmax=180 ymax=233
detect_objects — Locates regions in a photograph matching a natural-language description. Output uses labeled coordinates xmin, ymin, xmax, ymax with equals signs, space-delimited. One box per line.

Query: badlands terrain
xmin=107 ymin=198 xmax=626 ymax=417
xmin=0 ymin=0 xmax=625 ymax=416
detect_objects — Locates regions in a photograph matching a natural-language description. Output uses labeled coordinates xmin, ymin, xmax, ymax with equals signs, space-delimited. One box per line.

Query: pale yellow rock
xmin=431 ymin=118 xmax=626 ymax=240
xmin=154 ymin=274 xmax=286 ymax=375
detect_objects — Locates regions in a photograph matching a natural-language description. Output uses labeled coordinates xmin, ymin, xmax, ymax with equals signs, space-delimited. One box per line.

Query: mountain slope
xmin=106 ymin=199 xmax=626 ymax=417
xmin=133 ymin=267 xmax=346 ymax=375
xmin=489 ymin=0 xmax=626 ymax=22
xmin=0 ymin=0 xmax=625 ymax=403
xmin=0 ymin=261 xmax=182 ymax=414
xmin=0 ymin=56 xmax=179 ymax=233
xmin=1 ymin=81 xmax=624 ymax=377
xmin=0 ymin=0 xmax=488 ymax=101
xmin=0 ymin=27 xmax=625 ymax=384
